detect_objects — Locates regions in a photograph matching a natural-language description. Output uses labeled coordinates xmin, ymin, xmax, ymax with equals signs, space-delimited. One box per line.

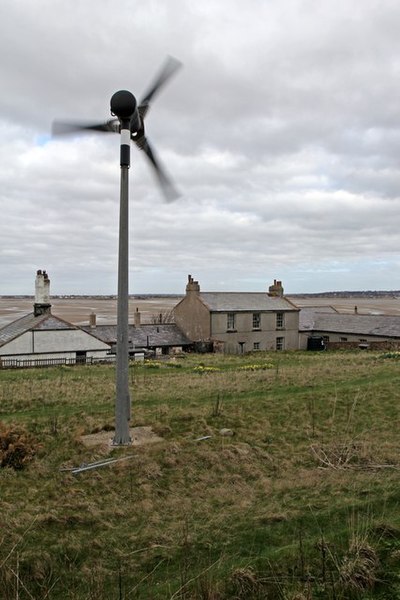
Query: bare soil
xmin=80 ymin=426 xmax=163 ymax=452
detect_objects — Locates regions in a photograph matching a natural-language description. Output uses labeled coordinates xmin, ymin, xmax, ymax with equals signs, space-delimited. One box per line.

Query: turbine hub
xmin=110 ymin=90 xmax=137 ymax=119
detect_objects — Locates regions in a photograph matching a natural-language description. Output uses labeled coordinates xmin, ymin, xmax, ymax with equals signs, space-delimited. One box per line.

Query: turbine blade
xmin=52 ymin=119 xmax=119 ymax=136
xmin=138 ymin=56 xmax=182 ymax=119
xmin=134 ymin=135 xmax=180 ymax=202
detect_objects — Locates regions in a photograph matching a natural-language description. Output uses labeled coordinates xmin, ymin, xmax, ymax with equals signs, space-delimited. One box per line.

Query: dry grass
xmin=1 ymin=351 xmax=400 ymax=598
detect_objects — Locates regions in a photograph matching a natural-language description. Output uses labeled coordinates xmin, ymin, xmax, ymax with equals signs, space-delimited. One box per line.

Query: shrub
xmin=0 ymin=423 xmax=38 ymax=470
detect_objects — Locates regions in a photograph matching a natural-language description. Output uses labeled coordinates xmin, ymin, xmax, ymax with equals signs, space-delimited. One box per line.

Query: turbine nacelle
xmin=110 ymin=90 xmax=141 ymax=134
xmin=52 ymin=56 xmax=182 ymax=201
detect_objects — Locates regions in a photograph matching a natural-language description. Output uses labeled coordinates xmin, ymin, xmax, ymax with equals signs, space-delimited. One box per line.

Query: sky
xmin=2 ymin=0 xmax=400 ymax=295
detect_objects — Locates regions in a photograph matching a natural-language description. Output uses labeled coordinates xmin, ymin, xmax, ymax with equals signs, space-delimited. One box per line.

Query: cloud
xmin=1 ymin=0 xmax=400 ymax=295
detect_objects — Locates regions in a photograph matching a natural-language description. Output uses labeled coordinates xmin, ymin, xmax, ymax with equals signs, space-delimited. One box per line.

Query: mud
xmin=1 ymin=294 xmax=400 ymax=328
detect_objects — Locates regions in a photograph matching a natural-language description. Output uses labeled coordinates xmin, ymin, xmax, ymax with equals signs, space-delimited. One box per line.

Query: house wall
xmin=0 ymin=331 xmax=33 ymax=355
xmin=299 ymin=331 xmax=396 ymax=350
xmin=173 ymin=295 xmax=211 ymax=341
xmin=0 ymin=329 xmax=109 ymax=357
xmin=211 ymin=311 xmax=299 ymax=354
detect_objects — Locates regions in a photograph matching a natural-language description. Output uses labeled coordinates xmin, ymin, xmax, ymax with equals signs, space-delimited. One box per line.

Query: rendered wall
xmin=0 ymin=329 xmax=109 ymax=357
xmin=211 ymin=310 xmax=300 ymax=354
xmin=173 ymin=295 xmax=211 ymax=341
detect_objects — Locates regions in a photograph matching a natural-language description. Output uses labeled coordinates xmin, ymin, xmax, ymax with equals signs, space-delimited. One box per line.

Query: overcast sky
xmin=1 ymin=0 xmax=400 ymax=295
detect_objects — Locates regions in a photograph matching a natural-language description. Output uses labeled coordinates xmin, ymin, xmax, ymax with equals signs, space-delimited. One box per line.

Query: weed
xmin=339 ymin=537 xmax=379 ymax=593
xmin=194 ymin=365 xmax=220 ymax=374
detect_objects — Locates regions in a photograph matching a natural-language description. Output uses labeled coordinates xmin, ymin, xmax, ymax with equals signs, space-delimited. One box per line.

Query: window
xmin=322 ymin=335 xmax=330 ymax=343
xmin=340 ymin=337 xmax=348 ymax=342
xmin=253 ymin=342 xmax=260 ymax=350
xmin=276 ymin=312 xmax=285 ymax=329
xmin=276 ymin=337 xmax=285 ymax=351
xmin=227 ymin=312 xmax=236 ymax=330
xmin=252 ymin=313 xmax=261 ymax=329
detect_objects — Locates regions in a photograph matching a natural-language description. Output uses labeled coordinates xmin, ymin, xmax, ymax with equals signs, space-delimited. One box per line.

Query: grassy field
xmin=1 ymin=350 xmax=400 ymax=599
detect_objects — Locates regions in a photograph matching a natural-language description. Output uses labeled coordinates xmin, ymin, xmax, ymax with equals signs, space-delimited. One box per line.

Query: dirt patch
xmin=80 ymin=426 xmax=163 ymax=451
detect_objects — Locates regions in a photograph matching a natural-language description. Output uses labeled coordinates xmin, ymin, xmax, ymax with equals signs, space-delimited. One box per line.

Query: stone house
xmin=173 ymin=275 xmax=300 ymax=353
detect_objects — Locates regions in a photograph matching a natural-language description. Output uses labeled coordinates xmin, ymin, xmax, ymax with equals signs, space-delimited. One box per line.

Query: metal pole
xmin=113 ymin=125 xmax=132 ymax=445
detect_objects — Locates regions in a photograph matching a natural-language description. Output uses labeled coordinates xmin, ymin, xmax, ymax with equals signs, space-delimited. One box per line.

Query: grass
xmin=1 ymin=350 xmax=400 ymax=598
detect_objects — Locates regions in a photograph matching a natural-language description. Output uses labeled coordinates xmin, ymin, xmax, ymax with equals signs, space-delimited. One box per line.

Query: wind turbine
xmin=53 ymin=57 xmax=182 ymax=445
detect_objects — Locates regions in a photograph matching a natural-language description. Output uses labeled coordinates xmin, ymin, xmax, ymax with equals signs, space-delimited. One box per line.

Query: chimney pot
xmin=268 ymin=279 xmax=284 ymax=297
xmin=34 ymin=270 xmax=52 ymax=316
xmin=186 ymin=274 xmax=200 ymax=294
xmin=134 ymin=307 xmax=141 ymax=326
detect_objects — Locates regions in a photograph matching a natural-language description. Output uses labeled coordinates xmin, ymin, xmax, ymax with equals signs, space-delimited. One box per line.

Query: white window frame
xmin=252 ymin=313 xmax=261 ymax=329
xmin=276 ymin=336 xmax=285 ymax=351
xmin=276 ymin=312 xmax=285 ymax=329
xmin=227 ymin=312 xmax=236 ymax=330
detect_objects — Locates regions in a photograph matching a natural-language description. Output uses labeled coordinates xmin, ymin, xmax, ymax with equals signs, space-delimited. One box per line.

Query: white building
xmin=0 ymin=271 xmax=110 ymax=367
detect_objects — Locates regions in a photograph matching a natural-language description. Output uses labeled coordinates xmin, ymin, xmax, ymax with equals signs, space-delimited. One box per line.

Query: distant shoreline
xmin=0 ymin=294 xmax=183 ymax=300
xmin=1 ymin=291 xmax=400 ymax=300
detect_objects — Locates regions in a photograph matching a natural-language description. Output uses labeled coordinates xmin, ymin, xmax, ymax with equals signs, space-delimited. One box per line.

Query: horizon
xmin=2 ymin=288 xmax=400 ymax=298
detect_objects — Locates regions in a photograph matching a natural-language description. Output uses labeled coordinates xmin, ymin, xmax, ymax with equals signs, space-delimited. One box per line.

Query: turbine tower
xmin=53 ymin=57 xmax=182 ymax=444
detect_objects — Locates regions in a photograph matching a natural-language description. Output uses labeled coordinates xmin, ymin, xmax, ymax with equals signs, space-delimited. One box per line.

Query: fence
xmin=0 ymin=355 xmax=116 ymax=370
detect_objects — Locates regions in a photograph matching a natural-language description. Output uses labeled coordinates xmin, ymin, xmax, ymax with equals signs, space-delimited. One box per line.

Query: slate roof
xmin=198 ymin=293 xmax=299 ymax=312
xmin=300 ymin=310 xmax=400 ymax=338
xmin=298 ymin=306 xmax=338 ymax=330
xmin=81 ymin=323 xmax=192 ymax=348
xmin=0 ymin=312 xmax=78 ymax=348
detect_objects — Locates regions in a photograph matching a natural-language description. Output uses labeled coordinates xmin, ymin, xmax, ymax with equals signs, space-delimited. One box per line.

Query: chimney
xmin=134 ymin=307 xmax=141 ymax=327
xmin=34 ymin=270 xmax=52 ymax=316
xmin=186 ymin=274 xmax=200 ymax=295
xmin=89 ymin=312 xmax=97 ymax=328
xmin=268 ymin=279 xmax=284 ymax=297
